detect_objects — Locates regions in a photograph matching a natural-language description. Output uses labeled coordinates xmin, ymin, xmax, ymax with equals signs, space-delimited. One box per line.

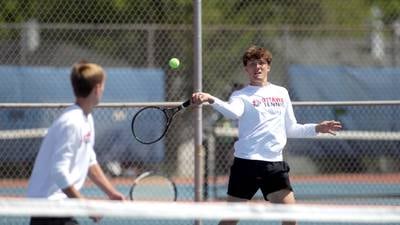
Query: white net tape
xmin=1 ymin=198 xmax=400 ymax=223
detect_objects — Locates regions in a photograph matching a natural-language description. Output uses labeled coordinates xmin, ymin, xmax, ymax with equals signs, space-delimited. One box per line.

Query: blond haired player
xmin=27 ymin=61 xmax=125 ymax=225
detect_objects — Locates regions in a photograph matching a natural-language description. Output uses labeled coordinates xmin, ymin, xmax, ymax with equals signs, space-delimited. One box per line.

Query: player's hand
xmin=316 ymin=120 xmax=342 ymax=135
xmin=89 ymin=191 xmax=124 ymax=223
xmin=191 ymin=92 xmax=214 ymax=105
xmin=108 ymin=191 xmax=125 ymax=201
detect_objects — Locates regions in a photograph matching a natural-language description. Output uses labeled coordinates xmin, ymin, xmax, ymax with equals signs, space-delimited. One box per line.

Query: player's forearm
xmin=88 ymin=164 xmax=118 ymax=197
xmin=211 ymin=97 xmax=244 ymax=119
xmin=286 ymin=123 xmax=318 ymax=137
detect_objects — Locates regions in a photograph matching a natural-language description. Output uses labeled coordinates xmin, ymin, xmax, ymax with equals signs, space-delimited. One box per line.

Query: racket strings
xmin=130 ymin=175 xmax=176 ymax=201
xmin=164 ymin=108 xmax=178 ymax=120
xmin=132 ymin=107 xmax=168 ymax=144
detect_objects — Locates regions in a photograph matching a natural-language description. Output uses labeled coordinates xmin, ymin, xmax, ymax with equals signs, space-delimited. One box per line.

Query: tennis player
xmin=191 ymin=45 xmax=342 ymax=225
xmin=27 ymin=61 xmax=125 ymax=225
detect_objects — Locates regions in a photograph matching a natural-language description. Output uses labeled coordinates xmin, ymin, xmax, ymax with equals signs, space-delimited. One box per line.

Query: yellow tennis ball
xmin=169 ymin=58 xmax=180 ymax=69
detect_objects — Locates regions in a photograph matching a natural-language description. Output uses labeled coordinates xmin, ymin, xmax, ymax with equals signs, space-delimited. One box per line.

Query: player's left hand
xmin=316 ymin=120 xmax=342 ymax=135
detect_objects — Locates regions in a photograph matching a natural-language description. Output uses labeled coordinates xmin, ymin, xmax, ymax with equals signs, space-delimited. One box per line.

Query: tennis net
xmin=1 ymin=198 xmax=400 ymax=225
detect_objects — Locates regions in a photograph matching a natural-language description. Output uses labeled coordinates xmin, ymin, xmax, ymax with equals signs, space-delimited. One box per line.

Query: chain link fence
xmin=0 ymin=0 xmax=399 ymax=205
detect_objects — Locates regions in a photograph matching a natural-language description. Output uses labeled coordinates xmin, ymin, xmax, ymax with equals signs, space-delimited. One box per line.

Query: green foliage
xmin=0 ymin=0 xmax=192 ymax=24
xmin=0 ymin=0 xmax=399 ymax=26
xmin=1 ymin=0 xmax=400 ymax=96
xmin=371 ymin=0 xmax=400 ymax=24
xmin=0 ymin=0 xmax=32 ymax=23
xmin=202 ymin=0 xmax=375 ymax=27
xmin=321 ymin=0 xmax=371 ymax=26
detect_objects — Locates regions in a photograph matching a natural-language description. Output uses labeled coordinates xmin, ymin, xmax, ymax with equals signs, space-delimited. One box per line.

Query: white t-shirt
xmin=212 ymin=84 xmax=317 ymax=161
xmin=27 ymin=104 xmax=97 ymax=200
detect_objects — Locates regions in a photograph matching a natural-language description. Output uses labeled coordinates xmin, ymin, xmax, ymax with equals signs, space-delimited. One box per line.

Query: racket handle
xmin=182 ymin=99 xmax=191 ymax=108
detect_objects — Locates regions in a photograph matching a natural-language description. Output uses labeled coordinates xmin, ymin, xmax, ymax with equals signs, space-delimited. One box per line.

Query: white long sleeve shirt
xmin=212 ymin=84 xmax=317 ymax=161
xmin=27 ymin=104 xmax=97 ymax=200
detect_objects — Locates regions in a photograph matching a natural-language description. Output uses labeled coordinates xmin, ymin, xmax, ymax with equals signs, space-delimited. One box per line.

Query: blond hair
xmin=70 ymin=61 xmax=106 ymax=98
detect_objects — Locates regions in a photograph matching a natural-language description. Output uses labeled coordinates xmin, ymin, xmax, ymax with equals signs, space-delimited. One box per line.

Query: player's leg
xmin=218 ymin=195 xmax=248 ymax=225
xmin=261 ymin=161 xmax=296 ymax=225
xmin=267 ymin=189 xmax=296 ymax=204
xmin=218 ymin=157 xmax=259 ymax=225
xmin=267 ymin=189 xmax=297 ymax=225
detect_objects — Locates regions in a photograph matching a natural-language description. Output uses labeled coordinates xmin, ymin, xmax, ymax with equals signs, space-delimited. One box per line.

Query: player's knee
xmin=226 ymin=194 xmax=248 ymax=202
xmin=267 ymin=189 xmax=296 ymax=204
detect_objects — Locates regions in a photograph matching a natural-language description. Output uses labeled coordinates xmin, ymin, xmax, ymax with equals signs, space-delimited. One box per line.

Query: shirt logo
xmin=82 ymin=131 xmax=91 ymax=143
xmin=252 ymin=97 xmax=284 ymax=108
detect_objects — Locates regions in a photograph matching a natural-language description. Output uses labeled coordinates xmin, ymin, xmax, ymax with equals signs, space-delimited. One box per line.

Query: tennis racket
xmin=131 ymin=99 xmax=191 ymax=144
xmin=128 ymin=171 xmax=177 ymax=201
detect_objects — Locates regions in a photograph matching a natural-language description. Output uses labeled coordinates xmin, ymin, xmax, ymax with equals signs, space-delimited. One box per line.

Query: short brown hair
xmin=70 ymin=61 xmax=106 ymax=98
xmin=242 ymin=45 xmax=272 ymax=66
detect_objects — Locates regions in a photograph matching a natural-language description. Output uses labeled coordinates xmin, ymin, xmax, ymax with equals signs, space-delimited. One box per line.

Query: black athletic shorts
xmin=30 ymin=217 xmax=79 ymax=225
xmin=227 ymin=157 xmax=293 ymax=201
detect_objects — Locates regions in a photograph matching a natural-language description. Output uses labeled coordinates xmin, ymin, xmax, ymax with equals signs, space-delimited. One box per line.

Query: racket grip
xmin=182 ymin=99 xmax=191 ymax=108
